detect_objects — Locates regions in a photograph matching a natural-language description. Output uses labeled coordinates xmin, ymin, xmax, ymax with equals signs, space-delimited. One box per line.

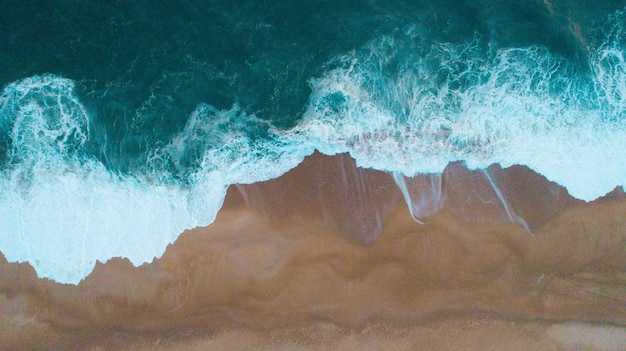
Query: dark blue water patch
xmin=1 ymin=0 xmax=625 ymax=176
xmin=3 ymin=0 xmax=619 ymax=107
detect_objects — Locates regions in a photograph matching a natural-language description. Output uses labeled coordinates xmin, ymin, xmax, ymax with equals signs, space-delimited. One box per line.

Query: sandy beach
xmin=1 ymin=153 xmax=625 ymax=350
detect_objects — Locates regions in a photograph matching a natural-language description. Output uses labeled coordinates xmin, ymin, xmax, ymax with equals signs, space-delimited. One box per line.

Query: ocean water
xmin=0 ymin=0 xmax=625 ymax=284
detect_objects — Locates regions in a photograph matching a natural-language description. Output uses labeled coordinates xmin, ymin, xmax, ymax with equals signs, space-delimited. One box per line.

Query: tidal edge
xmin=1 ymin=152 xmax=625 ymax=350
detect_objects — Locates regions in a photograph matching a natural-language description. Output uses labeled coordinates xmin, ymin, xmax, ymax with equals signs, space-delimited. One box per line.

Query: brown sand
xmin=0 ymin=153 xmax=625 ymax=350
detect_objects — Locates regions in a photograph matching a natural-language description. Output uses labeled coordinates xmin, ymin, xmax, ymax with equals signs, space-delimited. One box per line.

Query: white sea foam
xmin=1 ymin=10 xmax=625 ymax=284
xmin=0 ymin=78 xmax=312 ymax=283
xmin=297 ymin=15 xmax=626 ymax=201
xmin=0 ymin=76 xmax=227 ymax=284
xmin=152 ymin=102 xmax=314 ymax=185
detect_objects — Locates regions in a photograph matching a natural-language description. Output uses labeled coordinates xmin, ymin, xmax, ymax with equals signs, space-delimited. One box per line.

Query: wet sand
xmin=1 ymin=153 xmax=625 ymax=350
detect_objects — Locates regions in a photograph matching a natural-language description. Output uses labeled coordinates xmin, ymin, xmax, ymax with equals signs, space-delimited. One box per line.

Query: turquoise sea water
xmin=1 ymin=0 xmax=625 ymax=283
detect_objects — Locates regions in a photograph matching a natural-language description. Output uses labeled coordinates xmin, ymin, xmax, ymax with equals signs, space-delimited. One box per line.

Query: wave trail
xmin=392 ymin=172 xmax=443 ymax=224
xmin=237 ymin=152 xmax=401 ymax=243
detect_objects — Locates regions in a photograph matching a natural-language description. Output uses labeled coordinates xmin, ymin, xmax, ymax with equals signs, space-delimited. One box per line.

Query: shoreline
xmin=1 ymin=153 xmax=625 ymax=349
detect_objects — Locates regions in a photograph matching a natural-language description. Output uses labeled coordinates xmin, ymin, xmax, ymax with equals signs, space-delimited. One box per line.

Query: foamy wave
xmin=297 ymin=11 xmax=626 ymax=201
xmin=0 ymin=78 xmax=313 ymax=283
xmin=150 ymin=102 xmax=314 ymax=185
xmin=0 ymin=75 xmax=226 ymax=284
xmin=1 ymin=9 xmax=625 ymax=285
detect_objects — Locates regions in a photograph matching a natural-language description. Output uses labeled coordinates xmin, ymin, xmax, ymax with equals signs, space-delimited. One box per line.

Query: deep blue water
xmin=0 ymin=0 xmax=625 ymax=283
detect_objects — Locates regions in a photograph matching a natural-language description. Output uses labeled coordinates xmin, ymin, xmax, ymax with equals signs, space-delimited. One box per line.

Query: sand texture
xmin=1 ymin=153 xmax=625 ymax=350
